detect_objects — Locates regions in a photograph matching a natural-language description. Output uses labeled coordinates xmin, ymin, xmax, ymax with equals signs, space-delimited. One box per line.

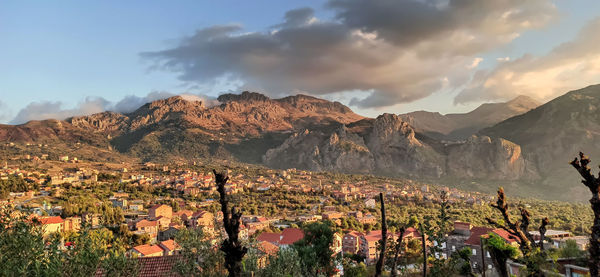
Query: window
xmin=452 ymin=245 xmax=456 ymax=251
xmin=472 ymin=249 xmax=477 ymax=256
xmin=486 ymin=251 xmax=490 ymax=258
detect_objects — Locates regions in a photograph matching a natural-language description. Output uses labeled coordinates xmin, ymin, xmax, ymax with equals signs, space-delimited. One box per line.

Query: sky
xmin=1 ymin=0 xmax=600 ymax=124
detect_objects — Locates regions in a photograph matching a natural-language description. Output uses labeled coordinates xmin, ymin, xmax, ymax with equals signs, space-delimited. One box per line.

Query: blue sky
xmin=1 ymin=0 xmax=600 ymax=124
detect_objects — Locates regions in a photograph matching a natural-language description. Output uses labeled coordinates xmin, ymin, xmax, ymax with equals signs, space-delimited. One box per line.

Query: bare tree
xmin=213 ymin=169 xmax=247 ymax=277
xmin=390 ymin=227 xmax=406 ymax=277
xmin=570 ymin=152 xmax=600 ymax=277
xmin=375 ymin=192 xmax=387 ymax=277
xmin=486 ymin=188 xmax=548 ymax=254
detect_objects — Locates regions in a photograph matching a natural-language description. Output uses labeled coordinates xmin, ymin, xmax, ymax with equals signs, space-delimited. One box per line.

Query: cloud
xmin=8 ymin=92 xmax=220 ymax=124
xmin=142 ymin=1 xmax=557 ymax=108
xmin=456 ymin=17 xmax=600 ymax=104
xmin=0 ymin=101 xmax=13 ymax=124
xmin=10 ymin=97 xmax=110 ymax=124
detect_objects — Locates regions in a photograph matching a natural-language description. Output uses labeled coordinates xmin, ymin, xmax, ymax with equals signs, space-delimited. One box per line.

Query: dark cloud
xmin=142 ymin=0 xmax=558 ymax=109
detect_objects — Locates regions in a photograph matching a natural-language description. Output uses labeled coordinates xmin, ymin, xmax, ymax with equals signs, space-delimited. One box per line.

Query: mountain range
xmin=2 ymin=85 xmax=599 ymax=201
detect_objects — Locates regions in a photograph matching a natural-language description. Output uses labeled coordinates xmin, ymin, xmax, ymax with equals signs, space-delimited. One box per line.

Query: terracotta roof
xmin=465 ymin=226 xmax=494 ymax=246
xmin=133 ymin=244 xmax=164 ymax=256
xmin=492 ymin=228 xmax=519 ymax=243
xmin=257 ymin=228 xmax=305 ymax=245
xmin=136 ymin=219 xmax=158 ymax=228
xmin=39 ymin=216 xmax=64 ymax=225
xmin=280 ymin=228 xmax=304 ymax=245
xmin=257 ymin=232 xmax=282 ymax=244
xmin=159 ymin=239 xmax=179 ymax=251
xmin=95 ymin=255 xmax=184 ymax=277
xmin=258 ymin=241 xmax=279 ymax=256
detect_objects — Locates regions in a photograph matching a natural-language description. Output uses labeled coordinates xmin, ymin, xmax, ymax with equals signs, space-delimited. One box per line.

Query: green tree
xmin=174 ymin=227 xmax=225 ymax=277
xmin=293 ymin=221 xmax=336 ymax=277
xmin=484 ymin=233 xmax=519 ymax=277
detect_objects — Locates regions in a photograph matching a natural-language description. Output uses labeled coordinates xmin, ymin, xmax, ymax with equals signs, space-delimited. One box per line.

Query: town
xmin=0 ymin=145 xmax=594 ymax=276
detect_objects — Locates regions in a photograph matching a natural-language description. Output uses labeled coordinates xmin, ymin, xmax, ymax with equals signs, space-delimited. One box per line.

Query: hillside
xmin=480 ymin=84 xmax=600 ymax=200
xmin=399 ymin=95 xmax=540 ymax=140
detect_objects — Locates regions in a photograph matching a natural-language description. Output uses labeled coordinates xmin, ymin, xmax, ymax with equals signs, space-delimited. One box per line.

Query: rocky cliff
xmin=264 ymin=114 xmax=530 ymax=180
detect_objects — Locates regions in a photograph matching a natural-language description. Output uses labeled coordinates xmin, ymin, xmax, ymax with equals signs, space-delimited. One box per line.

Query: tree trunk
xmin=375 ymin=192 xmax=387 ymax=277
xmin=421 ymin=223 xmax=427 ymax=277
xmin=570 ymin=153 xmax=600 ymax=277
xmin=390 ymin=228 xmax=405 ymax=277
xmin=214 ymin=170 xmax=247 ymax=277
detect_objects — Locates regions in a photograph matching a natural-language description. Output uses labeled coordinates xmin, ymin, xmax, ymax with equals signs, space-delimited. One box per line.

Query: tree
xmin=486 ymin=188 xmax=548 ymax=255
xmin=293 ymin=221 xmax=335 ymax=276
xmin=570 ymin=152 xmax=600 ymax=277
xmin=484 ymin=233 xmax=518 ymax=277
xmin=559 ymin=239 xmax=585 ymax=259
xmin=214 ymin=169 xmax=247 ymax=277
xmin=257 ymin=248 xmax=303 ymax=277
xmin=0 ymin=209 xmax=62 ymax=276
xmin=375 ymin=192 xmax=387 ymax=277
xmin=174 ymin=227 xmax=225 ymax=277
xmin=486 ymin=187 xmax=550 ymax=276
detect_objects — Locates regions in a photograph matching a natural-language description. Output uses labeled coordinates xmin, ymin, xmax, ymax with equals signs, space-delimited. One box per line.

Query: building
xmin=39 ymin=216 xmax=64 ymax=236
xmin=188 ymin=211 xmax=214 ymax=228
xmin=158 ymin=239 xmax=180 ymax=256
xmin=343 ymin=231 xmax=363 ymax=254
xmin=131 ymin=244 xmax=164 ymax=257
xmin=257 ymin=228 xmax=305 ymax=247
xmin=64 ymin=216 xmax=82 ymax=233
xmin=149 ymin=204 xmax=172 ymax=220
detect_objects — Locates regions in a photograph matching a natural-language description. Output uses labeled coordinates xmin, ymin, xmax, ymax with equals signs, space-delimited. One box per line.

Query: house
xmin=135 ymin=219 xmax=159 ymax=235
xmin=64 ymin=216 xmax=82 ymax=233
xmin=111 ymin=198 xmax=128 ymax=209
xmin=38 ymin=216 xmax=64 ymax=236
xmin=148 ymin=204 xmax=172 ymax=220
xmin=158 ymin=239 xmax=180 ymax=256
xmin=256 ymin=228 xmax=304 ymax=247
xmin=343 ymin=231 xmax=363 ymax=254
xmin=322 ymin=211 xmax=344 ymax=220
xmin=188 ymin=211 xmax=214 ymax=228
xmin=155 ymin=216 xmax=172 ymax=230
xmin=131 ymin=244 xmax=164 ymax=257
xmin=256 ymin=241 xmax=280 ymax=268
xmin=158 ymin=225 xmax=184 ymax=241
xmin=364 ymin=199 xmax=376 ymax=209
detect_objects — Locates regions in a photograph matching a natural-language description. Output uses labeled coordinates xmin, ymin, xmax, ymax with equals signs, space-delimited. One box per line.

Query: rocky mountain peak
xmin=217 ymin=91 xmax=270 ymax=103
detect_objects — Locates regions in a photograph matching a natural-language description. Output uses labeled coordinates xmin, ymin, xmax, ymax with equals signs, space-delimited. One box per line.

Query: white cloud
xmin=456 ymin=17 xmax=600 ymax=104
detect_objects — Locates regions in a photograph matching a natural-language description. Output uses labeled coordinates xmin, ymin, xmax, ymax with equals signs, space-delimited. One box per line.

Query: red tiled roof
xmin=39 ymin=216 xmax=64 ymax=225
xmin=492 ymin=228 xmax=519 ymax=243
xmin=280 ymin=228 xmax=304 ymax=245
xmin=159 ymin=239 xmax=179 ymax=251
xmin=258 ymin=241 xmax=279 ymax=256
xmin=136 ymin=219 xmax=158 ymax=227
xmin=133 ymin=244 xmax=164 ymax=256
xmin=465 ymin=226 xmax=494 ymax=246
xmin=257 ymin=228 xmax=305 ymax=245
xmin=95 ymin=255 xmax=184 ymax=277
xmin=257 ymin=232 xmax=282 ymax=244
